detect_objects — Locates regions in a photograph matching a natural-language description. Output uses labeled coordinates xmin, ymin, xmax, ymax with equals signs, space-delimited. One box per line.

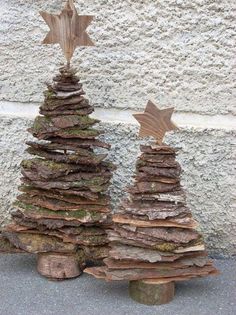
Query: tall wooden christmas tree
xmin=1 ymin=0 xmax=115 ymax=280
xmin=85 ymin=101 xmax=219 ymax=304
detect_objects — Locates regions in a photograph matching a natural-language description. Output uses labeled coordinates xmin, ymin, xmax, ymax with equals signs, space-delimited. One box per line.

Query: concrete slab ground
xmin=0 ymin=254 xmax=235 ymax=315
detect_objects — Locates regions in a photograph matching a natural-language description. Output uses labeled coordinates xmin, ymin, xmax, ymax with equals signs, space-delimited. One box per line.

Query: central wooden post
xmin=129 ymin=279 xmax=175 ymax=305
xmin=37 ymin=253 xmax=82 ymax=280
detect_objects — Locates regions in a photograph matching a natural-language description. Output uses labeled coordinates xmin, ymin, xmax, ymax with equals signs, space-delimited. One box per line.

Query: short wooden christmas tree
xmin=1 ymin=0 xmax=115 ymax=280
xmin=85 ymin=101 xmax=219 ymax=304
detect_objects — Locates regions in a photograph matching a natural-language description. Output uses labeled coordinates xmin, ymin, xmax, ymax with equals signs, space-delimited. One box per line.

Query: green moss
xmin=21 ymin=158 xmax=69 ymax=172
xmin=86 ymin=235 xmax=107 ymax=244
xmin=153 ymin=236 xmax=204 ymax=252
xmin=44 ymin=90 xmax=55 ymax=99
xmin=76 ymin=249 xmax=86 ymax=264
xmin=62 ymin=127 xmax=99 ymax=137
xmin=31 ymin=116 xmax=52 ymax=133
xmin=0 ymin=236 xmax=17 ymax=252
xmin=154 ymin=242 xmax=179 ymax=252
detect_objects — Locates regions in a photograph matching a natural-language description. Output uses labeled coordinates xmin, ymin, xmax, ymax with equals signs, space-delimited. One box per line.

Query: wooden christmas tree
xmin=1 ymin=0 xmax=115 ymax=280
xmin=85 ymin=101 xmax=219 ymax=304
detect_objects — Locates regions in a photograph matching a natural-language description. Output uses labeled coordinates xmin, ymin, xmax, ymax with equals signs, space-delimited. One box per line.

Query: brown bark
xmin=17 ymin=194 xmax=110 ymax=213
xmin=129 ymin=182 xmax=180 ymax=194
xmin=113 ymin=214 xmax=198 ymax=229
xmin=19 ymin=186 xmax=110 ymax=205
xmin=140 ymin=145 xmax=176 ymax=155
xmin=26 ymin=147 xmax=107 ymax=165
xmin=3 ymin=232 xmax=76 ymax=253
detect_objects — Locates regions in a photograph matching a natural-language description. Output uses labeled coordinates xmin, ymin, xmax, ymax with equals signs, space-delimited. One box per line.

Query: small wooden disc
xmin=37 ymin=253 xmax=82 ymax=280
xmin=129 ymin=279 xmax=175 ymax=305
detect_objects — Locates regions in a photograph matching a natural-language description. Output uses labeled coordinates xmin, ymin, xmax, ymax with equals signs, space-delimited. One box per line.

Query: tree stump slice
xmin=37 ymin=253 xmax=82 ymax=280
xmin=129 ymin=279 xmax=175 ymax=305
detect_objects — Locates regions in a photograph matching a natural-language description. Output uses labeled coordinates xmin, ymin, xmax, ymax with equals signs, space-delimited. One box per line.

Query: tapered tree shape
xmin=85 ymin=101 xmax=218 ymax=304
xmin=1 ymin=66 xmax=115 ymax=279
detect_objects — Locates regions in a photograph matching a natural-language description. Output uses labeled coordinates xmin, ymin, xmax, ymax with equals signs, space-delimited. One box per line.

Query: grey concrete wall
xmin=0 ymin=0 xmax=235 ymax=257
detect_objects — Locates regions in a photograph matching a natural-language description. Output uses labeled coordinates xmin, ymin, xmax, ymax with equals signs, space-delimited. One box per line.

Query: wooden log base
xmin=37 ymin=253 xmax=82 ymax=280
xmin=129 ymin=279 xmax=175 ymax=305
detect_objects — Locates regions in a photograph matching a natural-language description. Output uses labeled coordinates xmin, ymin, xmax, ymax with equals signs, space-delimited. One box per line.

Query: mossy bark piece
xmin=41 ymin=96 xmax=87 ymax=111
xmin=21 ymin=158 xmax=112 ymax=180
xmin=129 ymin=280 xmax=175 ymax=305
xmin=40 ymin=106 xmax=94 ymax=117
xmin=19 ymin=186 xmax=110 ymax=205
xmin=21 ymin=158 xmax=83 ymax=180
xmin=108 ymin=228 xmax=202 ymax=251
xmin=137 ymin=166 xmax=181 ymax=179
xmin=120 ymin=201 xmax=190 ymax=220
xmin=0 ymin=234 xmax=24 ymax=253
xmin=46 ymin=89 xmax=84 ymax=100
xmin=20 ymin=185 xmax=99 ymax=200
xmin=140 ymin=145 xmax=176 ymax=155
xmin=3 ymin=232 xmax=76 ymax=253
xmin=37 ymin=253 xmax=83 ymax=280
xmin=22 ymin=176 xmax=110 ymax=193
xmin=109 ymin=244 xmax=184 ymax=262
xmin=117 ymin=225 xmax=200 ymax=244
xmin=103 ymin=263 xmax=217 ymax=281
xmin=13 ymin=202 xmax=108 ymax=224
xmin=17 ymin=194 xmax=110 ymax=213
xmin=83 ymin=245 xmax=109 ymax=260
xmin=53 ymin=127 xmax=101 ymax=140
xmin=129 ymin=182 xmax=180 ymax=194
xmin=28 ymin=115 xmax=99 ymax=139
xmin=136 ymin=159 xmax=180 ymax=169
xmin=22 ymin=166 xmax=111 ymax=184
xmin=104 ymin=253 xmax=209 ymax=269
xmin=131 ymin=190 xmax=186 ymax=204
xmin=50 ymin=81 xmax=82 ymax=92
xmin=113 ymin=214 xmax=197 ymax=229
xmin=47 ymin=137 xmax=111 ymax=150
xmin=26 ymin=141 xmax=105 ymax=155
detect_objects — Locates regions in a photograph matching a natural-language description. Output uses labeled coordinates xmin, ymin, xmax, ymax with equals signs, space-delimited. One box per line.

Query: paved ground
xmin=0 ymin=255 xmax=235 ymax=315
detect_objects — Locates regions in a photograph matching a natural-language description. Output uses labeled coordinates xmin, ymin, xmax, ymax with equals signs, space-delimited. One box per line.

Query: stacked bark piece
xmin=2 ymin=66 xmax=114 ymax=280
xmin=85 ymin=143 xmax=218 ymax=285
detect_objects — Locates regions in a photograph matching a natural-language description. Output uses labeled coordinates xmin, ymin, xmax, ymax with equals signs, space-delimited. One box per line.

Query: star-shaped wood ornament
xmin=40 ymin=0 xmax=94 ymax=65
xmin=133 ymin=100 xmax=178 ymax=145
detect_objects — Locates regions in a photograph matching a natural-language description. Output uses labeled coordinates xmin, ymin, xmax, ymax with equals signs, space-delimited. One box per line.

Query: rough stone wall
xmin=0 ymin=0 xmax=235 ymax=257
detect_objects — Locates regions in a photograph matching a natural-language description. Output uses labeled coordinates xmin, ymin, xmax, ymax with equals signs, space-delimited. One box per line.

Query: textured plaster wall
xmin=0 ymin=116 xmax=235 ymax=258
xmin=0 ymin=0 xmax=235 ymax=114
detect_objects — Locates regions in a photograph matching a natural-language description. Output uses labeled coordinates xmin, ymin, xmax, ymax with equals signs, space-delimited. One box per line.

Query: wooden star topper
xmin=133 ymin=100 xmax=178 ymax=145
xmin=40 ymin=0 xmax=94 ymax=65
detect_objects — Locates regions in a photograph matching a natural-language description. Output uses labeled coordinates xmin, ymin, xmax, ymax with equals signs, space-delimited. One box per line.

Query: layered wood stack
xmin=85 ymin=101 xmax=218 ymax=304
xmin=85 ymin=143 xmax=218 ymax=283
xmin=2 ymin=66 xmax=114 ymax=279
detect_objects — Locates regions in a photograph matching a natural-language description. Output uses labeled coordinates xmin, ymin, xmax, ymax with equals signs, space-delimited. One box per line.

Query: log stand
xmin=129 ymin=279 xmax=175 ymax=305
xmin=37 ymin=253 xmax=83 ymax=280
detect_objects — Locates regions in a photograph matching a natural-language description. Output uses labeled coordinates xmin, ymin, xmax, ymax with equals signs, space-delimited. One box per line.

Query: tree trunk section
xmin=129 ymin=279 xmax=175 ymax=305
xmin=37 ymin=253 xmax=82 ymax=280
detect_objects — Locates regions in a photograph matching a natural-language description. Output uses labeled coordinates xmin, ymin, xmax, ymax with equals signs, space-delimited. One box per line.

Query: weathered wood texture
xmin=133 ymin=101 xmax=178 ymax=145
xmin=40 ymin=0 xmax=94 ymax=64
xmin=37 ymin=253 xmax=83 ymax=280
xmin=85 ymin=140 xmax=219 ymax=301
xmin=129 ymin=280 xmax=175 ymax=305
